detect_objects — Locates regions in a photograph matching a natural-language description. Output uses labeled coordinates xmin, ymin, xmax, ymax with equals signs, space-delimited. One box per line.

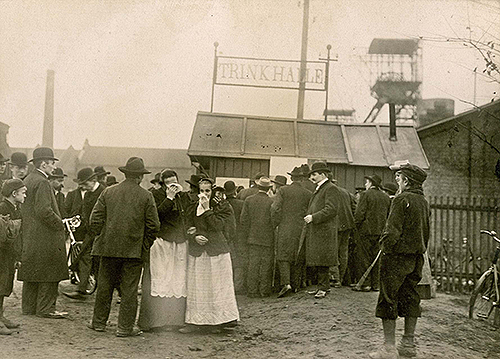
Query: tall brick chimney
xmin=42 ymin=70 xmax=55 ymax=148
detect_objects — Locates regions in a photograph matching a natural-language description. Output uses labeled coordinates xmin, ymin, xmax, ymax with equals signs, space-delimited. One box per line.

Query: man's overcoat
xmin=305 ymin=180 xmax=339 ymax=266
xmin=271 ymin=182 xmax=312 ymax=261
xmin=18 ymin=170 xmax=68 ymax=282
xmin=90 ymin=178 xmax=160 ymax=259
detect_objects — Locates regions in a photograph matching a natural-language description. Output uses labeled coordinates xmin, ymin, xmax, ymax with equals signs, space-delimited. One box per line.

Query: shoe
xmin=277 ymin=285 xmax=292 ymax=298
xmin=372 ymin=287 xmax=380 ymax=292
xmin=63 ymin=291 xmax=87 ymax=300
xmin=179 ymin=325 xmax=199 ymax=334
xmin=369 ymin=344 xmax=400 ymax=359
xmin=314 ymin=290 xmax=327 ymax=299
xmin=116 ymin=328 xmax=143 ymax=337
xmin=352 ymin=286 xmax=371 ymax=292
xmin=1 ymin=316 xmax=20 ymax=329
xmin=307 ymin=289 xmax=318 ymax=295
xmin=0 ymin=322 xmax=13 ymax=335
xmin=331 ymin=281 xmax=342 ymax=288
xmin=87 ymin=323 xmax=106 ymax=332
xmin=398 ymin=340 xmax=417 ymax=357
xmin=36 ymin=311 xmax=67 ymax=319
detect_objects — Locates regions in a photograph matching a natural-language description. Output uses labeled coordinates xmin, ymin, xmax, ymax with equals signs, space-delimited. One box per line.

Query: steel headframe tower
xmin=363 ymin=38 xmax=422 ymax=123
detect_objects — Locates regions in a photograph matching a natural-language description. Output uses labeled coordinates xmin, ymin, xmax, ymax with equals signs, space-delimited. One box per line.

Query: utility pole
xmin=42 ymin=70 xmax=55 ymax=148
xmin=296 ymin=0 xmax=309 ymax=120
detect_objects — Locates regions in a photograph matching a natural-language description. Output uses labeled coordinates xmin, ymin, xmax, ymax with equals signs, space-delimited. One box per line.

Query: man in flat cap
xmin=89 ymin=157 xmax=160 ymax=337
xmin=18 ymin=147 xmax=68 ymax=319
xmin=369 ymin=163 xmax=430 ymax=359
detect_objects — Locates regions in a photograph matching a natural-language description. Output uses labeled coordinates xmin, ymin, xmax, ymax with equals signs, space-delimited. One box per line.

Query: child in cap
xmin=0 ymin=179 xmax=26 ymax=335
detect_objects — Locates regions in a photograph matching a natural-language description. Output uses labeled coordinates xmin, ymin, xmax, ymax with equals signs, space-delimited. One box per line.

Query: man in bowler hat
xmin=303 ymin=162 xmax=339 ymax=299
xmin=18 ymin=147 xmax=68 ymax=318
xmin=48 ymin=167 xmax=67 ymax=218
xmin=89 ymin=157 xmax=160 ymax=337
xmin=370 ymin=164 xmax=430 ymax=359
xmin=9 ymin=152 xmax=29 ymax=180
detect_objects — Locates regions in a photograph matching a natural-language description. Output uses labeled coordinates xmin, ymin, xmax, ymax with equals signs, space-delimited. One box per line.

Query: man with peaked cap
xmin=49 ymin=167 xmax=67 ymax=218
xmin=224 ymin=180 xmax=246 ymax=293
xmin=89 ymin=157 xmax=160 ymax=337
xmin=64 ymin=167 xmax=106 ymax=300
xmin=9 ymin=152 xmax=29 ymax=180
xmin=303 ymin=162 xmax=339 ymax=299
xmin=272 ymin=167 xmax=312 ymax=297
xmin=240 ymin=177 xmax=276 ymax=297
xmin=370 ymin=163 xmax=430 ymax=359
xmin=237 ymin=172 xmax=265 ymax=201
xmin=18 ymin=147 xmax=68 ymax=319
xmin=353 ymin=174 xmax=391 ymax=292
xmin=93 ymin=166 xmax=110 ymax=187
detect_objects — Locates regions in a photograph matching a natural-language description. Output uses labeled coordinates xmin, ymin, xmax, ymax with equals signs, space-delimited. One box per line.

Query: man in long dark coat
xmin=224 ymin=180 xmax=246 ymax=293
xmin=18 ymin=147 xmax=68 ymax=318
xmin=89 ymin=157 xmax=160 ymax=337
xmin=303 ymin=162 xmax=339 ymax=299
xmin=354 ymin=174 xmax=391 ymax=292
xmin=237 ymin=172 xmax=264 ymax=201
xmin=272 ymin=167 xmax=311 ymax=297
xmin=240 ymin=177 xmax=275 ymax=298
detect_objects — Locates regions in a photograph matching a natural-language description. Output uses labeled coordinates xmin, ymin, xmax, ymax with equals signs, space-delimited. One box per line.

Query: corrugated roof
xmin=188 ymin=112 xmax=429 ymax=169
xmin=368 ymin=38 xmax=419 ymax=55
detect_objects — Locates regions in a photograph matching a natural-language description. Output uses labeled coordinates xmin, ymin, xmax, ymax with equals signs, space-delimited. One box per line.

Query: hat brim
xmin=95 ymin=171 xmax=111 ymax=176
xmin=118 ymin=167 xmax=151 ymax=175
xmin=0 ymin=158 xmax=10 ymax=163
xmin=49 ymin=174 xmax=67 ymax=179
xmin=10 ymin=162 xmax=28 ymax=167
xmin=271 ymin=180 xmax=286 ymax=186
xmin=185 ymin=180 xmax=199 ymax=187
xmin=308 ymin=168 xmax=330 ymax=176
xmin=74 ymin=172 xmax=99 ymax=184
xmin=28 ymin=156 xmax=59 ymax=163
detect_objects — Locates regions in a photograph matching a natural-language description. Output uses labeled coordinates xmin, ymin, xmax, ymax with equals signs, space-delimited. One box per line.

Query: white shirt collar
xmin=36 ymin=168 xmax=49 ymax=178
xmin=315 ymin=178 xmax=329 ymax=191
xmin=92 ymin=182 xmax=100 ymax=192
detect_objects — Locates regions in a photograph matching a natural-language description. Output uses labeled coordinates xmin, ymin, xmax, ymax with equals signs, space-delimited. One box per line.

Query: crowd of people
xmin=0 ymin=147 xmax=430 ymax=359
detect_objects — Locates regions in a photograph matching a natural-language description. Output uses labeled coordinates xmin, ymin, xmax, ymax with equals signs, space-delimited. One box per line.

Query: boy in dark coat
xmin=240 ymin=177 xmax=275 ymax=297
xmin=369 ymin=164 xmax=430 ymax=359
xmin=0 ymin=179 xmax=25 ymax=334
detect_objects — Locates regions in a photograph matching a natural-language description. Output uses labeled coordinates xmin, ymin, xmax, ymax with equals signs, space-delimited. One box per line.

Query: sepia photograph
xmin=1 ymin=0 xmax=500 ymax=358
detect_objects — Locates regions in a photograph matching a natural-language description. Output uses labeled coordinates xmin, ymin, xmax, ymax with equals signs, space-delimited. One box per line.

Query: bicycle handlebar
xmin=480 ymin=230 xmax=500 ymax=244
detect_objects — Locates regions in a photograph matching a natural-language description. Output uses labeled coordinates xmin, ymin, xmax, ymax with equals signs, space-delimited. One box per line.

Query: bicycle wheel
xmin=469 ymin=269 xmax=498 ymax=323
xmin=84 ymin=273 xmax=97 ymax=295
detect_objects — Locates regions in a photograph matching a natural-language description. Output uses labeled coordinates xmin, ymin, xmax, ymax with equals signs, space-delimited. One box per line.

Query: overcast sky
xmin=1 ymin=0 xmax=499 ymax=150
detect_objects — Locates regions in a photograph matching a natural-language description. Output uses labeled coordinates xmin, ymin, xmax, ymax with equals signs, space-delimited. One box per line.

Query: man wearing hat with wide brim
xmin=89 ymin=157 xmax=160 ymax=337
xmin=18 ymin=147 xmax=68 ymax=319
xmin=48 ymin=167 xmax=67 ymax=218
xmin=9 ymin=152 xmax=29 ymax=180
xmin=271 ymin=175 xmax=287 ymax=196
xmin=353 ymin=173 xmax=391 ymax=292
xmin=240 ymin=176 xmax=276 ymax=297
xmin=237 ymin=172 xmax=265 ymax=201
xmin=94 ymin=166 xmax=110 ymax=187
xmin=370 ymin=163 xmax=430 ymax=359
xmin=302 ymin=162 xmax=339 ymax=299
xmin=272 ymin=167 xmax=312 ymax=298
xmin=105 ymin=176 xmax=119 ymax=187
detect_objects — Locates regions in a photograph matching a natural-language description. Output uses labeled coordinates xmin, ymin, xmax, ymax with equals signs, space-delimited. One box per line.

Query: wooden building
xmin=188 ymin=112 xmax=429 ymax=193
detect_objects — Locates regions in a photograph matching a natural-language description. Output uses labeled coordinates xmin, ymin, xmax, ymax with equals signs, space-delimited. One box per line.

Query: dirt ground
xmin=2 ymin=279 xmax=500 ymax=359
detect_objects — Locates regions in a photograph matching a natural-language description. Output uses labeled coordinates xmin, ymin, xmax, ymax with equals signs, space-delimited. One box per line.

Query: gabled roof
xmin=188 ymin=112 xmax=429 ymax=169
xmin=418 ymin=99 xmax=500 ymax=136
xmin=79 ymin=144 xmax=191 ymax=169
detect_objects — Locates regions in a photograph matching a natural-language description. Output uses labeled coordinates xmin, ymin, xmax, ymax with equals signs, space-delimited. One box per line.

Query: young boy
xmin=0 ymin=179 xmax=26 ymax=335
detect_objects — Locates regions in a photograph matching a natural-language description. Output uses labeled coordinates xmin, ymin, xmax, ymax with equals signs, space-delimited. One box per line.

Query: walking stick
xmin=354 ymin=249 xmax=382 ymax=290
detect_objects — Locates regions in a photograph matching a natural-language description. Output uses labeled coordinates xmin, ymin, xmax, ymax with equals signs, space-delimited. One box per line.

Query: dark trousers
xmin=92 ymin=257 xmax=142 ymax=332
xmin=232 ymin=241 xmax=248 ymax=294
xmin=330 ymin=230 xmax=351 ymax=282
xmin=357 ymin=234 xmax=381 ymax=289
xmin=247 ymin=245 xmax=273 ymax=296
xmin=77 ymin=248 xmax=92 ymax=293
xmin=22 ymin=282 xmax=59 ymax=315
xmin=278 ymin=260 xmax=302 ymax=290
xmin=376 ymin=253 xmax=424 ymax=319
xmin=316 ymin=266 xmax=330 ymax=291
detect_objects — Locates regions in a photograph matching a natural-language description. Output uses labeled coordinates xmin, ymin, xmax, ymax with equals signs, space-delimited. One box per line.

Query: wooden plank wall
xmin=329 ymin=164 xmax=395 ymax=194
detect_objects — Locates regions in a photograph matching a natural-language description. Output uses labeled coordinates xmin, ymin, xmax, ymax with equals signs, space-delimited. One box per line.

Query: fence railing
xmin=428 ymin=196 xmax=500 ymax=293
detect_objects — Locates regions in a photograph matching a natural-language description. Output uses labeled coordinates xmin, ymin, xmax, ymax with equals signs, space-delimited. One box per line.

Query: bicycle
xmin=468 ymin=230 xmax=500 ymax=326
xmin=64 ymin=215 xmax=97 ymax=295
